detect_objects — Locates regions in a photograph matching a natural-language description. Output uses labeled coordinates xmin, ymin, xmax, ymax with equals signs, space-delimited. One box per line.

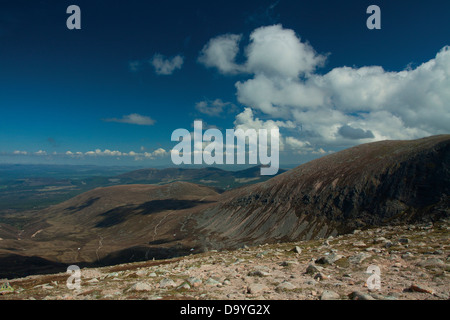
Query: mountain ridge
xmin=194 ymin=135 xmax=450 ymax=248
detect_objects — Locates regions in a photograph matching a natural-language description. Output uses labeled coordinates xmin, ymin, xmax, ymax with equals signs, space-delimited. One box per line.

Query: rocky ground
xmin=1 ymin=219 xmax=449 ymax=300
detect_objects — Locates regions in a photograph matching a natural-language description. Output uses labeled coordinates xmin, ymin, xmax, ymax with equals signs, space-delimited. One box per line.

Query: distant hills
xmin=116 ymin=165 xmax=285 ymax=189
xmin=0 ymin=165 xmax=284 ymax=212
xmin=0 ymin=135 xmax=448 ymax=279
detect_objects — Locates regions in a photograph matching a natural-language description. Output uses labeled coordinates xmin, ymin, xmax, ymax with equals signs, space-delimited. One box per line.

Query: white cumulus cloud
xmin=198 ymin=34 xmax=244 ymax=74
xmin=200 ymin=24 xmax=450 ymax=153
xmin=245 ymin=24 xmax=326 ymax=78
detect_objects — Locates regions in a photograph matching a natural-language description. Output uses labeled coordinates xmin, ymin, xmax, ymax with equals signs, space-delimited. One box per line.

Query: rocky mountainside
xmin=1 ymin=219 xmax=448 ymax=300
xmin=195 ymin=135 xmax=450 ymax=249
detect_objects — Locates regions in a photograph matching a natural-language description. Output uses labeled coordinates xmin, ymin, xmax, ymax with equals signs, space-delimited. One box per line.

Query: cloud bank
xmin=199 ymin=24 xmax=450 ymax=153
xmin=5 ymin=148 xmax=170 ymax=162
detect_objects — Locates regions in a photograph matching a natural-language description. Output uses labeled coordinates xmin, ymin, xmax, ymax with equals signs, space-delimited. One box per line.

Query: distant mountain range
xmin=0 ymin=135 xmax=448 ymax=279
xmin=0 ymin=165 xmax=284 ymax=212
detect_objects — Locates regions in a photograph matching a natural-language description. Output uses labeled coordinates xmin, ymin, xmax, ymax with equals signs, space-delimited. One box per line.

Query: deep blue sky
xmin=0 ymin=0 xmax=449 ymax=167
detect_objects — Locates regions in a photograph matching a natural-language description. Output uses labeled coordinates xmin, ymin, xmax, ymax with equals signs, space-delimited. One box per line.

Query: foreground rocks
xmin=1 ymin=219 xmax=449 ymax=300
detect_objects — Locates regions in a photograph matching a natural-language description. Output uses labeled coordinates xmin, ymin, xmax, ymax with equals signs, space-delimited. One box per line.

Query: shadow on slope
xmin=95 ymin=199 xmax=213 ymax=228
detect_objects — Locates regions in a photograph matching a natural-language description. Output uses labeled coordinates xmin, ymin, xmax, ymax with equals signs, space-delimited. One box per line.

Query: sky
xmin=0 ymin=0 xmax=449 ymax=168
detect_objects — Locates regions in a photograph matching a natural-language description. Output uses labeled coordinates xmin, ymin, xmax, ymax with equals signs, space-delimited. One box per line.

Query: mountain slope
xmin=0 ymin=182 xmax=219 ymax=278
xmin=0 ymin=135 xmax=448 ymax=279
xmin=194 ymin=135 xmax=450 ymax=248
